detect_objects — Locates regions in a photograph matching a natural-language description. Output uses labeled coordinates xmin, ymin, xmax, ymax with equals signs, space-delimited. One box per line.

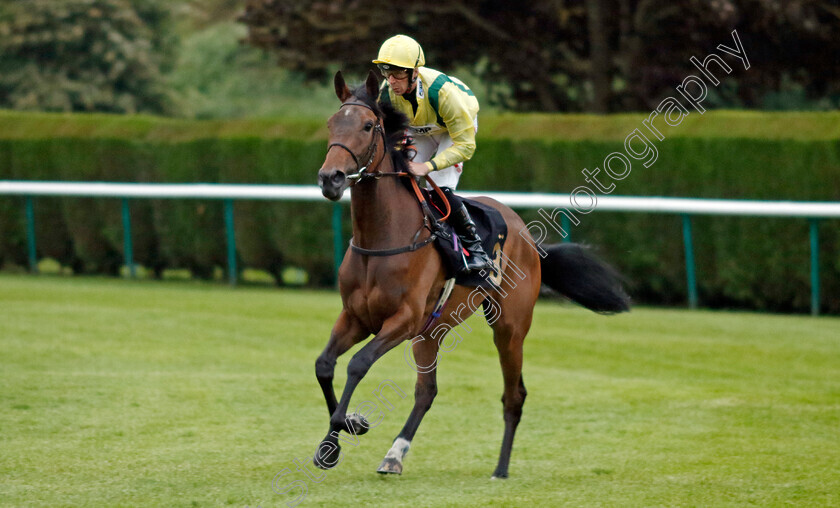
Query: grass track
xmin=1 ymin=274 xmax=839 ymax=507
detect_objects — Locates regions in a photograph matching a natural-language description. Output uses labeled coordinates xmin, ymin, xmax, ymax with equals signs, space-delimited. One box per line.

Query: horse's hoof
xmin=491 ymin=470 xmax=508 ymax=479
xmin=313 ymin=440 xmax=341 ymax=470
xmin=345 ymin=413 xmax=370 ymax=435
xmin=376 ymin=457 xmax=403 ymax=475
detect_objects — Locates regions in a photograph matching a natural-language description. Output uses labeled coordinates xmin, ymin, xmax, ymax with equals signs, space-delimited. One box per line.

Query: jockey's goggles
xmin=377 ymin=64 xmax=411 ymax=80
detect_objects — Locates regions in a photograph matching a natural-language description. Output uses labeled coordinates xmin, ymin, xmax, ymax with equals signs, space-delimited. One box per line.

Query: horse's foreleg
xmin=314 ymin=308 xmax=413 ymax=470
xmin=315 ymin=311 xmax=368 ymax=417
xmin=377 ymin=334 xmax=440 ymax=475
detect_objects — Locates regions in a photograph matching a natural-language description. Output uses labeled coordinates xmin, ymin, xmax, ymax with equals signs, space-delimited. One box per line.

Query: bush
xmin=0 ymin=110 xmax=838 ymax=313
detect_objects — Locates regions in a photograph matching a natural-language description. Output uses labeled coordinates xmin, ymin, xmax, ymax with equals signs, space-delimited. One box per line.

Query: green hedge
xmin=1 ymin=110 xmax=838 ymax=313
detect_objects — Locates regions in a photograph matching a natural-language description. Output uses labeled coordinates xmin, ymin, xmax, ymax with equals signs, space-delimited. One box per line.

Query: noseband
xmin=327 ymin=101 xmax=386 ymax=181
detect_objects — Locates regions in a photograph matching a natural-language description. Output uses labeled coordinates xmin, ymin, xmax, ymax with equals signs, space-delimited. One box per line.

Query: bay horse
xmin=314 ymin=70 xmax=629 ymax=479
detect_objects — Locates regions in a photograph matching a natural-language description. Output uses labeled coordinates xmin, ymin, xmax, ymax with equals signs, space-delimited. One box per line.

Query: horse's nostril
xmin=332 ymin=172 xmax=346 ymax=185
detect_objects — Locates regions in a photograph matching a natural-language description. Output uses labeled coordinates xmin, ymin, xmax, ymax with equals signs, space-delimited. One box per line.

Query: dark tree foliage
xmin=239 ymin=0 xmax=840 ymax=112
xmin=0 ymin=0 xmax=177 ymax=114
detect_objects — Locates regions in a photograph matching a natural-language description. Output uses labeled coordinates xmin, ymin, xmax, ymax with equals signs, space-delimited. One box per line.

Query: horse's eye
xmin=364 ymin=122 xmax=374 ymax=131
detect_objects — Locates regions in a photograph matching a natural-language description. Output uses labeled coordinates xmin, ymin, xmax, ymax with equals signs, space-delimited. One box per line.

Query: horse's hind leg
xmin=490 ymin=304 xmax=534 ymax=479
xmin=377 ymin=333 xmax=440 ymax=475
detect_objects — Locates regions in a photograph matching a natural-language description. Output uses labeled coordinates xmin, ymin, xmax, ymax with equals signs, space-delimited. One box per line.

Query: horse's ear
xmin=334 ymin=71 xmax=352 ymax=102
xmin=365 ymin=69 xmax=380 ymax=101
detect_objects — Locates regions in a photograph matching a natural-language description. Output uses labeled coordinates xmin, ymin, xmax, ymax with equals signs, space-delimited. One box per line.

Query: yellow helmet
xmin=372 ymin=35 xmax=425 ymax=69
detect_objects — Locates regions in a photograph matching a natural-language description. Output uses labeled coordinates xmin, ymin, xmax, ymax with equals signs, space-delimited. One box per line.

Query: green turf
xmin=1 ymin=274 xmax=838 ymax=507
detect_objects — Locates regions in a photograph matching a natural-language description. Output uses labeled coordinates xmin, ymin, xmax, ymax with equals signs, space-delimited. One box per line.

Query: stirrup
xmin=458 ymin=238 xmax=494 ymax=274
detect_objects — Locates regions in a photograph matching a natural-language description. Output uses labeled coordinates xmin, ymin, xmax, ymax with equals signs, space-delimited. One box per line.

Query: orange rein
xmin=336 ymin=100 xmax=450 ymax=222
xmin=406 ymin=173 xmax=451 ymax=222
xmin=354 ymin=170 xmax=451 ymax=223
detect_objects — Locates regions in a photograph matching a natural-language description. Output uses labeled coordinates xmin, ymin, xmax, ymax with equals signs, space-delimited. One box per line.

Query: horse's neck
xmin=350 ymin=158 xmax=422 ymax=250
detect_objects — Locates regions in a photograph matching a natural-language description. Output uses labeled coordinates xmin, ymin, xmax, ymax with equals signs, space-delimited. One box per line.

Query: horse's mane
xmin=349 ymin=84 xmax=411 ymax=173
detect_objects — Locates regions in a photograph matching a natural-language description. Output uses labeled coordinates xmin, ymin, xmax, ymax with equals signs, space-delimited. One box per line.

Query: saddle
xmin=421 ymin=188 xmax=508 ymax=288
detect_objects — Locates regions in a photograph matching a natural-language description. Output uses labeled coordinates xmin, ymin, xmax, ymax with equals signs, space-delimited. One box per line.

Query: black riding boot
xmin=452 ymin=204 xmax=494 ymax=274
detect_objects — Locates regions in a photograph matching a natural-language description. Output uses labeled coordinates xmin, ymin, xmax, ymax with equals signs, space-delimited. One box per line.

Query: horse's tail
xmin=539 ymin=243 xmax=631 ymax=314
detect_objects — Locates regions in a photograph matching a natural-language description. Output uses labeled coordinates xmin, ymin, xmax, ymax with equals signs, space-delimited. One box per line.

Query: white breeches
xmin=412 ymin=117 xmax=478 ymax=190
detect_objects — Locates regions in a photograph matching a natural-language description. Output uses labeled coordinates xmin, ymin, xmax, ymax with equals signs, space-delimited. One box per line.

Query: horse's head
xmin=318 ymin=70 xmax=383 ymax=201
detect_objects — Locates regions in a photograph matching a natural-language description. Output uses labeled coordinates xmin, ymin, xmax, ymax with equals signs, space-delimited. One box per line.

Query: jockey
xmin=373 ymin=34 xmax=493 ymax=275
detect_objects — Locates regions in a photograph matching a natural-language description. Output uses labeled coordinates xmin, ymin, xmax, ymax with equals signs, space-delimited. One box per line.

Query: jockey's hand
xmin=408 ymin=161 xmax=431 ymax=177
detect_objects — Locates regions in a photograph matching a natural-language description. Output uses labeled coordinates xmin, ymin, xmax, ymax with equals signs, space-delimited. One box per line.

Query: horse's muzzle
xmin=318 ymin=168 xmax=347 ymax=201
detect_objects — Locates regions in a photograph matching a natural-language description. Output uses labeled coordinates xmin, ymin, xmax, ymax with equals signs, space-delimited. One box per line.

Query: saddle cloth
xmin=422 ymin=189 xmax=508 ymax=288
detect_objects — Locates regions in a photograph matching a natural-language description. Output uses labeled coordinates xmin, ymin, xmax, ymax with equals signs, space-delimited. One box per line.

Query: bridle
xmin=325 ymin=98 xmax=452 ymax=256
xmin=326 ymin=101 xmax=387 ymax=181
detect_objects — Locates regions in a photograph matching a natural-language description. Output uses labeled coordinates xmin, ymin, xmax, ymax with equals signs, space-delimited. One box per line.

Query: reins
xmin=332 ymin=100 xmax=451 ymax=257
xmin=348 ymin=173 xmax=451 ymax=257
